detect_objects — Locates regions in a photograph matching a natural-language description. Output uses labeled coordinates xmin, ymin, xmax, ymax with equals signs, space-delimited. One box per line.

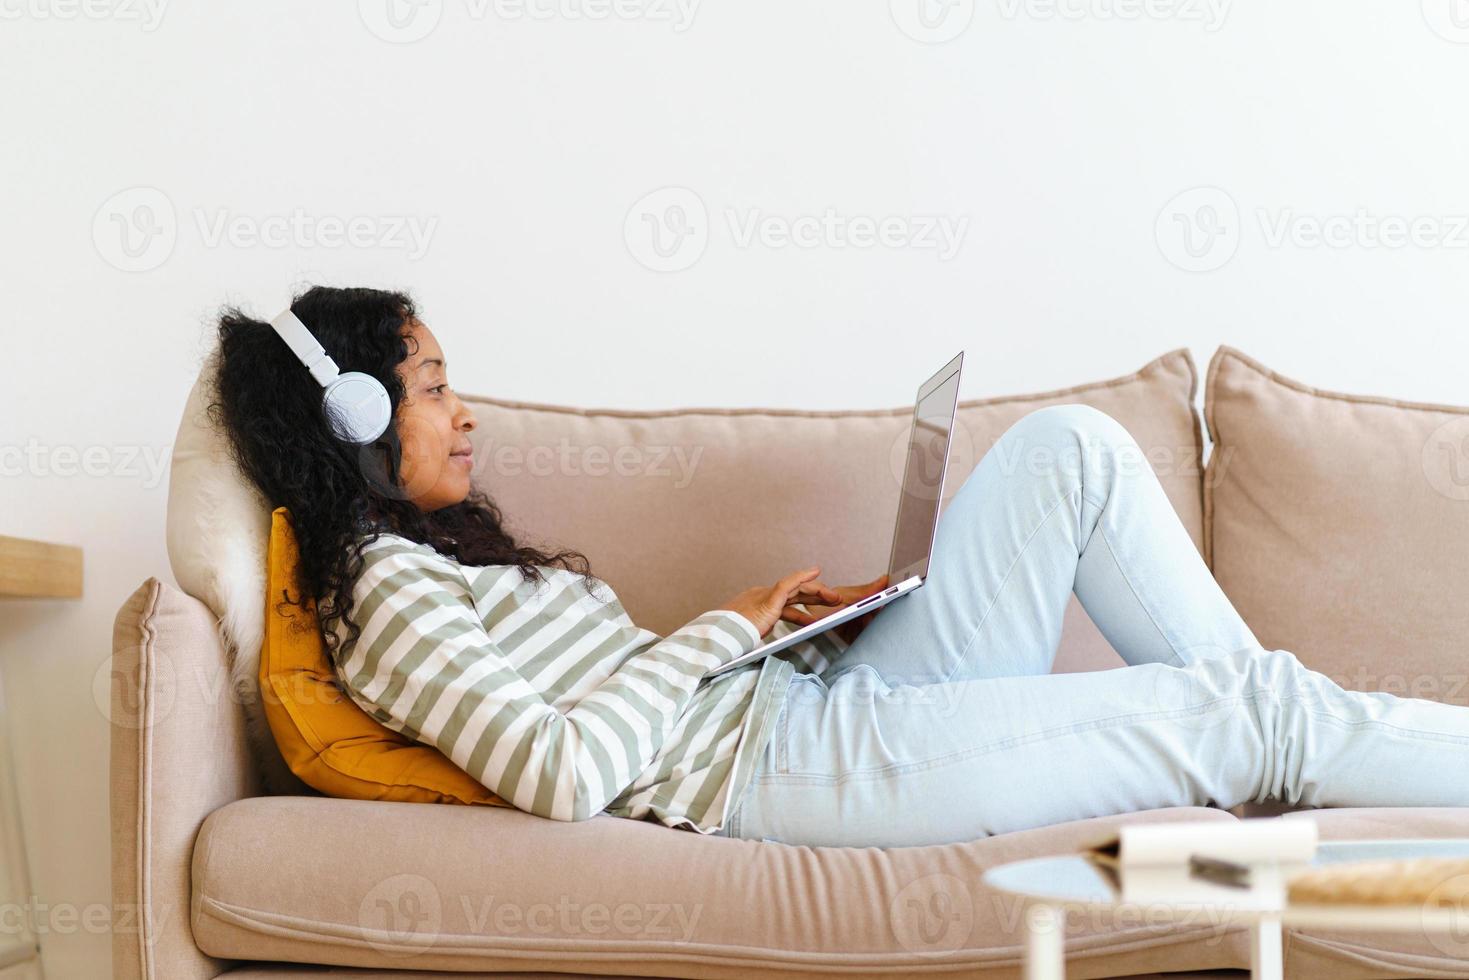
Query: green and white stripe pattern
xmin=333 ymin=533 xmax=845 ymax=833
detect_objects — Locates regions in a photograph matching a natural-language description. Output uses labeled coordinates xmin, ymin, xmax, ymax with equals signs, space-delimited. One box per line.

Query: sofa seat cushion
xmin=193 ymin=797 xmax=1245 ymax=978
xmin=1280 ymin=808 xmax=1469 ymax=978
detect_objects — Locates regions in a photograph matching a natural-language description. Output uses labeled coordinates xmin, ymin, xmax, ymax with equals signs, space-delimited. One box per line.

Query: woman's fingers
xmin=776 ymin=567 xmax=839 ymax=605
xmin=797 ymin=583 xmax=841 ymax=605
xmin=780 ymin=606 xmax=820 ymax=627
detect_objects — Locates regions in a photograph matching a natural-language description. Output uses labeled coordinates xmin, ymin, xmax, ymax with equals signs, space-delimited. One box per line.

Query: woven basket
xmin=1288 ymin=858 xmax=1469 ymax=906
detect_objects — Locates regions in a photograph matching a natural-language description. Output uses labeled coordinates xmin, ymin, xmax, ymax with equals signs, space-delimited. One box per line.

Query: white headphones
xmin=270 ymin=308 xmax=392 ymax=445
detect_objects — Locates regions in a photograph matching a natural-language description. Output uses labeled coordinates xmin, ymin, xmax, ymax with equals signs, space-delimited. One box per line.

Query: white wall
xmin=4 ymin=1 xmax=1469 ymax=975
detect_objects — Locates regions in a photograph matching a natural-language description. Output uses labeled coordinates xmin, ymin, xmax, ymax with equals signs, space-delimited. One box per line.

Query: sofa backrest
xmin=165 ymin=346 xmax=1203 ymax=793
xmin=1205 ymin=346 xmax=1469 ymax=706
xmin=460 ymin=349 xmax=1205 ymax=671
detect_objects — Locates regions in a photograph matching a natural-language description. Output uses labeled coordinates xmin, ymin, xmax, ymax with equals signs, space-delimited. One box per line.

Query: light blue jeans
xmin=720 ymin=403 xmax=1469 ymax=848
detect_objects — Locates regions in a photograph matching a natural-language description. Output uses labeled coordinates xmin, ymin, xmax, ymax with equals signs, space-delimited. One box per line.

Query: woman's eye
xmin=429 ymin=383 xmax=449 ymax=395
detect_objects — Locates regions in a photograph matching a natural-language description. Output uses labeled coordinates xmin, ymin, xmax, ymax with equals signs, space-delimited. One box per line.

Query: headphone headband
xmin=270 ymin=309 xmax=341 ymax=388
xmin=268 ymin=306 xmax=392 ymax=445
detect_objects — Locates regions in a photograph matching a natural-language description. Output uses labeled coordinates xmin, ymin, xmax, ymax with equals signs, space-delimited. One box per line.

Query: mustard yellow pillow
xmin=259 ymin=507 xmax=512 ymax=807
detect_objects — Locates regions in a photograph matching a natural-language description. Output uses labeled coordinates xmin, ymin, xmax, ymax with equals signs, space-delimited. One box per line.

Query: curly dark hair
xmin=210 ymin=284 xmax=598 ymax=656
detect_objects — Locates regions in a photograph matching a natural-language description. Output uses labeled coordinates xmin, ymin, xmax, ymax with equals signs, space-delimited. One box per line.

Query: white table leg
xmin=1023 ymin=902 xmax=1065 ymax=980
xmin=1249 ymin=914 xmax=1283 ymax=980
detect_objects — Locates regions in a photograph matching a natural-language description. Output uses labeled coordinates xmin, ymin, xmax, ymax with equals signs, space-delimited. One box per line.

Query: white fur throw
xmin=165 ymin=349 xmax=309 ymax=794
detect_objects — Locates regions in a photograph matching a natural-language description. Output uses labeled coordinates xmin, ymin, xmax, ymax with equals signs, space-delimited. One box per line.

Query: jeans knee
xmin=1002 ymin=404 xmax=1141 ymax=486
xmin=1014 ymin=403 xmax=1131 ymax=446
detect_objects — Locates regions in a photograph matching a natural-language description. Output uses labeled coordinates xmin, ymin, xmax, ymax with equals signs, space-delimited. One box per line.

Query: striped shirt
xmin=331 ymin=532 xmax=847 ymax=834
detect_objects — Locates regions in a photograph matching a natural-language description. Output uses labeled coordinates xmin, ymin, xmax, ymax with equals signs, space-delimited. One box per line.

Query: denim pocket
xmin=777 ymin=672 xmax=832 ymax=775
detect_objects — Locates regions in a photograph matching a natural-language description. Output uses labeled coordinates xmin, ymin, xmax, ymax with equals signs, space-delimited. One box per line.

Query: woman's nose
xmin=455 ymin=400 xmax=476 ymax=432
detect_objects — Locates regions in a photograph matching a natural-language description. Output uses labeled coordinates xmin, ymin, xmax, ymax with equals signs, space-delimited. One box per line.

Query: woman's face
xmin=394 ymin=320 xmax=477 ymax=512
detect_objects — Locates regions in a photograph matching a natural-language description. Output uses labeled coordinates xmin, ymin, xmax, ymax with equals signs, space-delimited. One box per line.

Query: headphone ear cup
xmin=322 ymin=372 xmax=392 ymax=444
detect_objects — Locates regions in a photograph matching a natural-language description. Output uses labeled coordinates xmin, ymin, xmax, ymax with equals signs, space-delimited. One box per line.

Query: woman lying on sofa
xmin=214 ymin=284 xmax=1469 ymax=849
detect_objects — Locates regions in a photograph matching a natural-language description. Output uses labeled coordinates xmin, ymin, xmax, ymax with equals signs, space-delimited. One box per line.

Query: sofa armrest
xmin=110 ymin=577 xmax=263 ymax=980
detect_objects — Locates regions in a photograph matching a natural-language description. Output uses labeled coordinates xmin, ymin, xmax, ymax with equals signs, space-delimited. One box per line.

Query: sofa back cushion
xmin=1204 ymin=346 xmax=1469 ymax=705
xmin=462 ymin=349 xmax=1205 ymax=672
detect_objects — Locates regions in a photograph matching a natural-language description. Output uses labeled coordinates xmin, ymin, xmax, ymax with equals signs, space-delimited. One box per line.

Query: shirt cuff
xmin=709 ymin=609 xmax=763 ymax=653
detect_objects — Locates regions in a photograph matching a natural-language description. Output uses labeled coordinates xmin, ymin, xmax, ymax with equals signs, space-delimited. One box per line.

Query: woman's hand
xmin=720 ymin=567 xmax=842 ymax=639
xmin=788 ymin=573 xmax=891 ymax=644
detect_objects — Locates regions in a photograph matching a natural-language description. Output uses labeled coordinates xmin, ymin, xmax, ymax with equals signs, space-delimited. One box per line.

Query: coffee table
xmin=982 ymin=838 xmax=1469 ymax=980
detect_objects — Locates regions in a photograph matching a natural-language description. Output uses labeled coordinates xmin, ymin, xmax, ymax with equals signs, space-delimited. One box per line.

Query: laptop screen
xmin=887 ymin=355 xmax=963 ymax=581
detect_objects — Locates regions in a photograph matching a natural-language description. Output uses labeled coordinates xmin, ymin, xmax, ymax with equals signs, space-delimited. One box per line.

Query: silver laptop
xmin=706 ymin=351 xmax=964 ymax=679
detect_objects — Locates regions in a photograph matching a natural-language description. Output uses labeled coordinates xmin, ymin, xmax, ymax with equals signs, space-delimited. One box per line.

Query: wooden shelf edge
xmin=0 ymin=536 xmax=83 ymax=599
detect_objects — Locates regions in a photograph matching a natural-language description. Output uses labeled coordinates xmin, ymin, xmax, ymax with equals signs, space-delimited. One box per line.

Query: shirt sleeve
xmin=335 ymin=544 xmax=763 ymax=822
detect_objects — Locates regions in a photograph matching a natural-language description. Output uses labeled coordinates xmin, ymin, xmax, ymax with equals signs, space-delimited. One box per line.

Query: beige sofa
xmin=110 ymin=345 xmax=1469 ymax=979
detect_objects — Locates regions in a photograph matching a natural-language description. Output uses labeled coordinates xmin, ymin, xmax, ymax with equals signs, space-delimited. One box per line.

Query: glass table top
xmin=982 ymin=838 xmax=1469 ymax=912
